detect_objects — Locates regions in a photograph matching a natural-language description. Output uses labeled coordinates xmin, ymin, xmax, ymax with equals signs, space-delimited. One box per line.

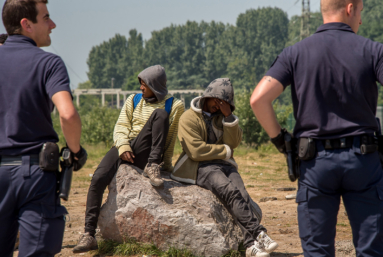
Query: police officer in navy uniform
xmin=250 ymin=0 xmax=383 ymax=256
xmin=0 ymin=1 xmax=87 ymax=256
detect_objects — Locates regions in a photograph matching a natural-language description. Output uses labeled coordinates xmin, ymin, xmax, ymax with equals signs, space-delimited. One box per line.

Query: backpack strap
xmin=133 ymin=93 xmax=173 ymax=115
xmin=133 ymin=93 xmax=143 ymax=110
xmin=165 ymin=97 xmax=174 ymax=115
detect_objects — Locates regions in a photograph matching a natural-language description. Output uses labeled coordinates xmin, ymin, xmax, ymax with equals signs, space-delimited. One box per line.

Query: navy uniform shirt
xmin=266 ymin=22 xmax=383 ymax=139
xmin=0 ymin=35 xmax=71 ymax=155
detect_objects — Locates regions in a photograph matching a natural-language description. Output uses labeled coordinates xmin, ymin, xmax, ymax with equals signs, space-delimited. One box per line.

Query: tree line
xmin=68 ymin=0 xmax=383 ymax=147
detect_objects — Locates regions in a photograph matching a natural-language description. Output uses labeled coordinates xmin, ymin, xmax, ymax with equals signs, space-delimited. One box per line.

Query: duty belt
xmin=321 ymin=135 xmax=377 ymax=154
xmin=0 ymin=155 xmax=39 ymax=166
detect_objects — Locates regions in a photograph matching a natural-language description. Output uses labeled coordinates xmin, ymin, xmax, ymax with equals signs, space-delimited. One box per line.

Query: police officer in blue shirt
xmin=250 ymin=0 xmax=383 ymax=256
xmin=0 ymin=0 xmax=87 ymax=256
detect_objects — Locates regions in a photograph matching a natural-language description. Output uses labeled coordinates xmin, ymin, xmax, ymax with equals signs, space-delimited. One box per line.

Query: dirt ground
xmin=13 ymin=148 xmax=354 ymax=257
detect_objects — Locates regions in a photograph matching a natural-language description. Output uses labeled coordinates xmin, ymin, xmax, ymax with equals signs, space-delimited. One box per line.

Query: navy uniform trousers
xmin=0 ymin=157 xmax=67 ymax=257
xmin=297 ymin=137 xmax=383 ymax=257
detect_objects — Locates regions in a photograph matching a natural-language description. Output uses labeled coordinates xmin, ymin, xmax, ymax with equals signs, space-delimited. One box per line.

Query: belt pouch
xmin=39 ymin=142 xmax=60 ymax=171
xmin=360 ymin=135 xmax=378 ymax=154
xmin=298 ymin=138 xmax=316 ymax=161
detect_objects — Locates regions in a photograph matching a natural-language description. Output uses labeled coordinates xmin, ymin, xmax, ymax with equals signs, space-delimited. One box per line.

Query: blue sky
xmin=0 ymin=0 xmax=321 ymax=88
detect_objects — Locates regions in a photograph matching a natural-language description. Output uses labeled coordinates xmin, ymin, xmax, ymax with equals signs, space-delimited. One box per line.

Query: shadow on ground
xmin=271 ymin=253 xmax=303 ymax=257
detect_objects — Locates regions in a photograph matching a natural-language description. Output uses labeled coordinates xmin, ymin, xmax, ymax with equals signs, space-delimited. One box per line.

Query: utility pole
xmin=300 ymin=0 xmax=310 ymax=41
xmin=111 ymin=77 xmax=115 ymax=107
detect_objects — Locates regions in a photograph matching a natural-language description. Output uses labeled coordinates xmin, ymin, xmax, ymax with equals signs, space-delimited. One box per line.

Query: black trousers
xmin=84 ymin=109 xmax=169 ymax=236
xmin=197 ymin=163 xmax=266 ymax=248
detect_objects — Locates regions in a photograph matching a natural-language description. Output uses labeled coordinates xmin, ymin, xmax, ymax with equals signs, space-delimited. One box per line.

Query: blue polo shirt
xmin=0 ymin=35 xmax=71 ymax=155
xmin=266 ymin=22 xmax=383 ymax=139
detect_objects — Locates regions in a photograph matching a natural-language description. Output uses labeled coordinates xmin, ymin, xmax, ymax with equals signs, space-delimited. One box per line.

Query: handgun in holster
xmin=284 ymin=133 xmax=300 ymax=182
xmin=59 ymin=148 xmax=73 ymax=201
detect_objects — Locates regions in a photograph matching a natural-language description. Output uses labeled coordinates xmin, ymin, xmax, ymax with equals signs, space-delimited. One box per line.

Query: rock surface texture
xmin=98 ymin=164 xmax=244 ymax=256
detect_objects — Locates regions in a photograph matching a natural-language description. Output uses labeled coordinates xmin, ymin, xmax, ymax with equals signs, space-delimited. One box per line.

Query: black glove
xmin=73 ymin=146 xmax=87 ymax=171
xmin=270 ymin=128 xmax=288 ymax=154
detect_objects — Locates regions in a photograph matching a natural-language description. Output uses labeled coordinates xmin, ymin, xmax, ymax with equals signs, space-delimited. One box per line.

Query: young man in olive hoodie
xmin=73 ymin=65 xmax=184 ymax=253
xmin=172 ymin=78 xmax=278 ymax=257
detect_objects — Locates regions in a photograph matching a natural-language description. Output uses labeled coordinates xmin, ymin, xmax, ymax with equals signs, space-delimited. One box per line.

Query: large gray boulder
xmin=98 ymin=164 xmax=261 ymax=256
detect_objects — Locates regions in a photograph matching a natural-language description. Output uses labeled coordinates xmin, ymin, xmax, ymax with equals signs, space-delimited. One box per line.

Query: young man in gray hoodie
xmin=73 ymin=65 xmax=184 ymax=253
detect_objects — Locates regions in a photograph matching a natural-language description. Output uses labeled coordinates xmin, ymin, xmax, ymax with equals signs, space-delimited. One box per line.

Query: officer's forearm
xmin=252 ymin=100 xmax=281 ymax=138
xmin=52 ymin=91 xmax=81 ymax=153
xmin=60 ymin=112 xmax=81 ymax=154
xmin=250 ymin=77 xmax=284 ymax=138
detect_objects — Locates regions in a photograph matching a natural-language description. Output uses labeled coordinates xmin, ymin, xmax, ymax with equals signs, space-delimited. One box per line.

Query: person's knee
xmin=207 ymin=171 xmax=239 ymax=198
xmin=152 ymin=109 xmax=169 ymax=121
xmin=90 ymin=171 xmax=109 ymax=189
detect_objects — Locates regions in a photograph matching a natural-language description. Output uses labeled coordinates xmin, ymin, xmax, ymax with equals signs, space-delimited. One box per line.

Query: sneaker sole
xmin=72 ymin=245 xmax=98 ymax=253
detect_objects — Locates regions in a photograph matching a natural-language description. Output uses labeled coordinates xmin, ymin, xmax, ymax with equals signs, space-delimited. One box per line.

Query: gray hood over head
xmin=199 ymin=78 xmax=235 ymax=111
xmin=138 ymin=65 xmax=168 ymax=102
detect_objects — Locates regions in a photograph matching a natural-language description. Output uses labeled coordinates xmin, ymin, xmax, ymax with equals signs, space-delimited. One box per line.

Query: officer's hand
xmin=215 ymin=99 xmax=232 ymax=117
xmin=121 ymin=151 xmax=135 ymax=163
xmin=271 ymin=128 xmax=288 ymax=155
xmin=73 ymin=146 xmax=87 ymax=171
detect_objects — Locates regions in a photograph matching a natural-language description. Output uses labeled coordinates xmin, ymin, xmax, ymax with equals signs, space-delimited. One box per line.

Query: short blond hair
xmin=321 ymin=0 xmax=361 ymax=14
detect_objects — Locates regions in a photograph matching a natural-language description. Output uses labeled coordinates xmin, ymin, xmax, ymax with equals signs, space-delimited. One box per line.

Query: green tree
xmin=79 ymin=106 xmax=120 ymax=147
xmin=226 ymin=8 xmax=289 ymax=89
xmin=235 ymin=91 xmax=293 ymax=146
xmin=87 ymin=34 xmax=128 ymax=89
xmin=286 ymin=12 xmax=323 ymax=47
xmin=358 ymin=0 xmax=383 ymax=43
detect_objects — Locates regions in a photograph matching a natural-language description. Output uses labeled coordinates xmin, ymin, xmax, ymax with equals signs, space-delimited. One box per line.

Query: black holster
xmin=284 ymin=133 xmax=300 ymax=182
xmin=59 ymin=148 xmax=73 ymax=201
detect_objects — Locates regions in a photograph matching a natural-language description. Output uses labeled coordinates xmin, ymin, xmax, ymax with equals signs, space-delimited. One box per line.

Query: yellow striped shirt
xmin=113 ymin=94 xmax=184 ymax=171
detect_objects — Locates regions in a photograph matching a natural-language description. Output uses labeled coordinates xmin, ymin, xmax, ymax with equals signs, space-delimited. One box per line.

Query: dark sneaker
xmin=73 ymin=232 xmax=98 ymax=253
xmin=143 ymin=162 xmax=164 ymax=187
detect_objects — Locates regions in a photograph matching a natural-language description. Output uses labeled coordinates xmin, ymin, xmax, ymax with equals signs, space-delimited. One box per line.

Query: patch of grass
xmin=83 ymin=143 xmax=110 ymax=160
xmin=246 ymin=185 xmax=255 ymax=188
xmin=97 ymin=238 xmax=244 ymax=257
xmin=258 ymin=152 xmax=266 ymax=158
xmin=233 ymin=145 xmax=257 ymax=157
xmin=97 ymin=238 xmax=195 ymax=257
xmin=256 ymin=143 xmax=279 ymax=154
xmin=73 ymin=175 xmax=92 ymax=183
xmin=337 ymin=223 xmax=348 ymax=227
xmin=223 ymin=249 xmax=242 ymax=257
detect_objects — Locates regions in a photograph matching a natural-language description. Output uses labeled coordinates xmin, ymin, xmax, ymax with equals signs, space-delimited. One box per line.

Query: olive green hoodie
xmin=171 ymin=80 xmax=242 ymax=184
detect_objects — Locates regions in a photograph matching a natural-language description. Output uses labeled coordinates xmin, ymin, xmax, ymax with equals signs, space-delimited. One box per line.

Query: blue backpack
xmin=133 ymin=93 xmax=174 ymax=114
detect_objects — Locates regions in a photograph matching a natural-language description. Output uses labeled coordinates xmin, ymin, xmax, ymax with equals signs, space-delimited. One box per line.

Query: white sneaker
xmin=257 ymin=231 xmax=279 ymax=253
xmin=246 ymin=241 xmax=269 ymax=257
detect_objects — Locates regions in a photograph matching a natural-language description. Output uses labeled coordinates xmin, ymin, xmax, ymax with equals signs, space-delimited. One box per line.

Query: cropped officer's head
xmin=321 ymin=0 xmax=363 ymax=33
xmin=2 ymin=0 xmax=56 ymax=47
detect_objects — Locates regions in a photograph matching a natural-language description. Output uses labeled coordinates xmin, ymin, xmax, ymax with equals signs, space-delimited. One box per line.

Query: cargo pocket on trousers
xmin=296 ymin=185 xmax=312 ymax=240
xmin=39 ymin=204 xmax=68 ymax=254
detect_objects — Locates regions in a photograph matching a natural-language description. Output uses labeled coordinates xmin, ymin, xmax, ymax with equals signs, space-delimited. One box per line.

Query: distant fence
xmin=72 ymin=89 xmax=204 ymax=109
